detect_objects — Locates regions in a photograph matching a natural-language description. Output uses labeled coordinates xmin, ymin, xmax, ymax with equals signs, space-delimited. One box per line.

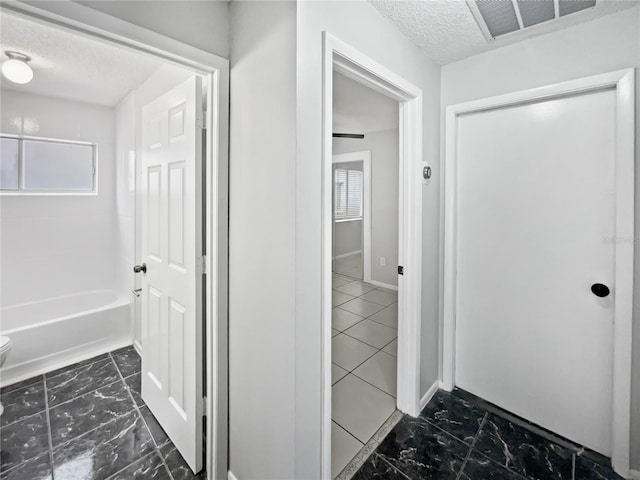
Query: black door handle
xmin=591 ymin=283 xmax=610 ymax=298
xmin=133 ymin=263 xmax=147 ymax=274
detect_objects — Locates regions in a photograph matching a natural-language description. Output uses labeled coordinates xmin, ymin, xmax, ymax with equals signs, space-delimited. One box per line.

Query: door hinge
xmin=198 ymin=111 xmax=208 ymax=130
xmin=197 ymin=255 xmax=207 ymax=275
xmin=398 ymin=266 xmax=404 ymax=275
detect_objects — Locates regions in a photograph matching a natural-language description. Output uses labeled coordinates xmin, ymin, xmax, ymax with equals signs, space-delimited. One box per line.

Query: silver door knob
xmin=133 ymin=263 xmax=147 ymax=274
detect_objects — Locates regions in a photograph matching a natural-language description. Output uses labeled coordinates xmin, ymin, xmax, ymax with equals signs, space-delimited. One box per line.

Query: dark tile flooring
xmin=0 ymin=346 xmax=204 ymax=480
xmin=353 ymin=388 xmax=625 ymax=480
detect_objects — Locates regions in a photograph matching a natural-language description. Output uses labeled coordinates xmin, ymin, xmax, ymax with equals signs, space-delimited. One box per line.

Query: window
xmin=334 ymin=168 xmax=362 ymax=221
xmin=0 ymin=135 xmax=96 ymax=193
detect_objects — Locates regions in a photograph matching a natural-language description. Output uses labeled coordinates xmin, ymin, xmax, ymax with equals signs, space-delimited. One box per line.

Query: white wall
xmin=0 ymin=90 xmax=117 ymax=306
xmin=440 ymin=7 xmax=640 ymax=470
xmin=115 ymin=91 xmax=136 ymax=340
xmin=228 ymin=2 xmax=297 ymax=479
xmin=76 ymin=0 xmax=229 ymax=59
xmin=334 ymin=128 xmax=399 ymax=287
xmin=334 ymin=221 xmax=362 ymax=257
xmin=296 ymin=2 xmax=441 ymax=477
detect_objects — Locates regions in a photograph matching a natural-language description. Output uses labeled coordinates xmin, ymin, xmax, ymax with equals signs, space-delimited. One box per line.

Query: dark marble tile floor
xmin=0 ymin=346 xmax=204 ymax=480
xmin=353 ymin=389 xmax=625 ymax=480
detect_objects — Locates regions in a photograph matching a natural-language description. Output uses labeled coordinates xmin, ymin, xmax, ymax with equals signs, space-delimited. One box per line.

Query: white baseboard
xmin=367 ymin=279 xmax=398 ymax=292
xmin=133 ymin=340 xmax=143 ymax=357
xmin=629 ymin=469 xmax=640 ymax=480
xmin=228 ymin=471 xmax=239 ymax=480
xmin=419 ymin=380 xmax=441 ymax=412
xmin=333 ymin=249 xmax=362 ymax=260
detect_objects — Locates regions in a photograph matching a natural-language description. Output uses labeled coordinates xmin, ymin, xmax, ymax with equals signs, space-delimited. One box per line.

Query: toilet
xmin=0 ymin=336 xmax=13 ymax=416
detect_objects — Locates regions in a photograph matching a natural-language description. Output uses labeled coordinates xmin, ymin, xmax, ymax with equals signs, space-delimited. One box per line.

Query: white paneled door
xmin=455 ymin=89 xmax=616 ymax=455
xmin=139 ymin=76 xmax=204 ymax=472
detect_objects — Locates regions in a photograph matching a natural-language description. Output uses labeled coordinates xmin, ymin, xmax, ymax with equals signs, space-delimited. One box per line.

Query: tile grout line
xmin=47 ymin=376 xmax=125 ymax=411
xmin=340 ymin=327 xmax=397 ymax=352
xmin=53 ymin=407 xmax=139 ymax=451
xmin=0 ymin=373 xmax=44 ymax=396
xmin=0 ymin=406 xmax=48 ymax=429
xmin=332 ymin=279 xmax=397 ymax=300
xmin=331 ymin=337 xmax=398 ymax=468
xmin=455 ymin=412 xmax=488 ymax=480
xmin=441 ymin=408 xmax=530 ymax=480
xmin=333 ymin=296 xmax=395 ymax=312
xmin=331 ymin=419 xmax=366 ymax=447
xmin=338 ymin=410 xmax=405 ymax=480
xmin=0 ymin=403 xmax=56 ymax=476
xmin=338 ymin=371 xmax=397 ymax=400
xmin=331 ymin=277 xmax=402 ymax=477
xmin=43 ymin=355 xmax=141 ymax=456
xmin=332 ymin=302 xmax=398 ymax=328
xmin=333 ymin=290 xmax=397 ymax=308
xmin=331 ymin=331 xmax=396 ymax=381
xmin=332 ymin=399 xmax=400 ymax=469
xmin=331 ymin=283 xmax=400 ymax=439
xmin=418 ymin=414 xmax=488 ymax=450
xmin=460 ymin=391 xmax=589 ymax=457
xmin=457 ymin=388 xmax=604 ymax=469
xmin=109 ymin=351 xmax=176 ymax=480
xmin=44 ymin=353 xmax=112 ymax=383
xmin=43 ymin=374 xmax=56 ymax=480
xmin=333 ymin=312 xmax=398 ymax=333
xmin=103 ymin=450 xmax=161 ymax=480
xmin=376 ymin=454 xmax=412 ymax=480
xmin=332 ymin=329 xmax=397 ymax=397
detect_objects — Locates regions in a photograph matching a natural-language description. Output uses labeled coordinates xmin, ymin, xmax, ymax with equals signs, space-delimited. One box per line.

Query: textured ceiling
xmin=0 ymin=13 xmax=162 ymax=106
xmin=369 ymin=0 xmax=639 ymax=65
xmin=333 ymin=72 xmax=399 ymax=134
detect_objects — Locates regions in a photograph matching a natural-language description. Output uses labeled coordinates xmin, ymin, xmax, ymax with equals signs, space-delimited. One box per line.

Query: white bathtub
xmin=0 ymin=290 xmax=132 ymax=387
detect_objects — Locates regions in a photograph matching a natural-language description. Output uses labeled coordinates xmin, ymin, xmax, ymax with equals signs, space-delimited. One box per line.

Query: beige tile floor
xmin=331 ymin=272 xmax=398 ymax=479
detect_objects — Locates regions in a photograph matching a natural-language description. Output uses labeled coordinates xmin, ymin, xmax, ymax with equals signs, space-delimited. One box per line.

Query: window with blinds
xmin=334 ymin=168 xmax=363 ymax=221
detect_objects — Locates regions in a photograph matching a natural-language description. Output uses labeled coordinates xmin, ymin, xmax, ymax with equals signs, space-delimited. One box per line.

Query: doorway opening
xmin=330 ymin=74 xmax=399 ymax=478
xmin=0 ymin=4 xmax=228 ymax=479
xmin=322 ymin=34 xmax=424 ymax=480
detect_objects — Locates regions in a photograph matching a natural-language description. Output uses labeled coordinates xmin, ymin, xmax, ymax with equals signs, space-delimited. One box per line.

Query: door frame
xmin=442 ymin=69 xmax=635 ymax=476
xmin=0 ymin=3 xmax=230 ymax=479
xmin=332 ymin=151 xmax=372 ymax=282
xmin=322 ymin=32 xmax=423 ymax=480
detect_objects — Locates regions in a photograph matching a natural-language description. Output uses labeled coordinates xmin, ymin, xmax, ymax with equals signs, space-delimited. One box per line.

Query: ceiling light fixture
xmin=2 ymin=51 xmax=33 ymax=85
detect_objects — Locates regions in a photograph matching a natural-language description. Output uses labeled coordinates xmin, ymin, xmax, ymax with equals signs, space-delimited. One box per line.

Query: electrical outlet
xmin=380 ymin=257 xmax=386 ymax=266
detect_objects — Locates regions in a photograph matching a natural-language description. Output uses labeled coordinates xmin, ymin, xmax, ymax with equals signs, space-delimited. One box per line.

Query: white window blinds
xmin=334 ymin=168 xmax=363 ymax=220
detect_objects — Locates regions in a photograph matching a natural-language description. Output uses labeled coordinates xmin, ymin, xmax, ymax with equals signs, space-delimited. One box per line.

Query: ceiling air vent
xmin=467 ymin=0 xmax=597 ymax=40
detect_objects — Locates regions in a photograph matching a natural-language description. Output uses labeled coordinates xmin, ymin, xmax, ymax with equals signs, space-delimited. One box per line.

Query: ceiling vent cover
xmin=467 ymin=0 xmax=597 ymax=39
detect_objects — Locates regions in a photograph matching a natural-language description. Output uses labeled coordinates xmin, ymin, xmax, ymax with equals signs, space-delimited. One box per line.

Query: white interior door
xmin=140 ymin=75 xmax=204 ymax=472
xmin=455 ymin=88 xmax=616 ymax=455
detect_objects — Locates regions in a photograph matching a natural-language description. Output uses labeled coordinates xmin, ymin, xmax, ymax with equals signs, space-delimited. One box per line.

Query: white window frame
xmin=334 ymin=167 xmax=363 ymax=223
xmin=0 ymin=134 xmax=98 ymax=196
